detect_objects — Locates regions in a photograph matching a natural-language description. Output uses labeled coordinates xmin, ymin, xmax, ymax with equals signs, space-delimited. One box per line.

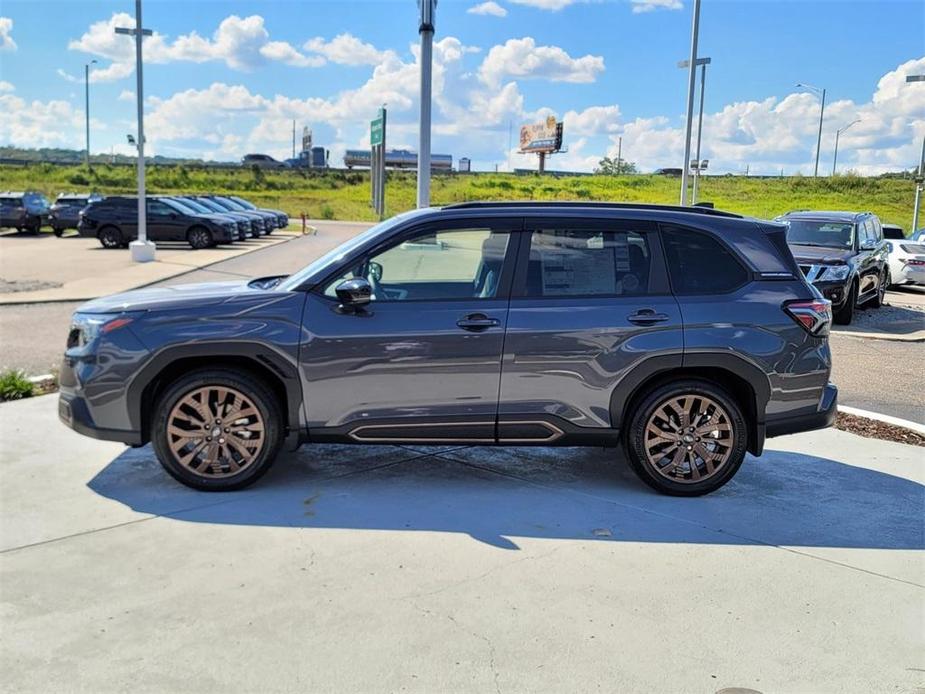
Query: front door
xmin=146 ymin=200 xmax=185 ymax=241
xmin=300 ymin=218 xmax=521 ymax=442
xmin=498 ymin=217 xmax=684 ymax=440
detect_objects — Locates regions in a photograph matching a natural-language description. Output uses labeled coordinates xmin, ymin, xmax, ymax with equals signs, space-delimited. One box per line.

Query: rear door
xmin=498 ymin=217 xmax=683 ymax=440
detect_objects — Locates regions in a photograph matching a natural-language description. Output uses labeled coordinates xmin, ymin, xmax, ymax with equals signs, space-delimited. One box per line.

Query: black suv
xmin=0 ymin=191 xmax=50 ymax=233
xmin=78 ymin=196 xmax=237 ymax=249
xmin=777 ymin=210 xmax=889 ymax=324
xmin=50 ymin=193 xmax=103 ymax=236
xmin=59 ymin=202 xmax=837 ymax=497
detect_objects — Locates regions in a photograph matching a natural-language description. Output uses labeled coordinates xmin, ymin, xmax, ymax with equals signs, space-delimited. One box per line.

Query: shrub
xmin=0 ymin=369 xmax=33 ymax=401
xmin=320 ymin=204 xmax=335 ymax=220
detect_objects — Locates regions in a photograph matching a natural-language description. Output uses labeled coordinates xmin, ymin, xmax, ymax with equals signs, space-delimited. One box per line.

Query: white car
xmin=887 ymin=236 xmax=925 ymax=286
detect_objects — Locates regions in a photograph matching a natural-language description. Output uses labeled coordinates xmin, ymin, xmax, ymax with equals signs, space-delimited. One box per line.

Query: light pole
xmin=679 ymin=0 xmax=701 ymax=206
xmin=84 ymin=59 xmax=97 ymax=168
xmin=796 ymin=82 xmax=826 ymax=177
xmin=678 ymin=56 xmax=710 ymax=203
xmin=907 ymin=75 xmax=924 ymax=231
xmin=115 ymin=0 xmax=154 ymax=262
xmin=831 ymin=119 xmax=860 ymax=175
xmin=417 ymin=0 xmax=436 ymax=209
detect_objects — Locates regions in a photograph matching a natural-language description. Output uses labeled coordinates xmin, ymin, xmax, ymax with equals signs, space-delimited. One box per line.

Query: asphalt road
xmin=1 ymin=223 xmax=922 ymax=423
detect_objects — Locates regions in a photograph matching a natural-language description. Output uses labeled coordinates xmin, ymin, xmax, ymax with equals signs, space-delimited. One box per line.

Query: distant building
xmin=458 ymin=157 xmax=471 ymax=173
xmin=344 ymin=149 xmax=452 ymax=171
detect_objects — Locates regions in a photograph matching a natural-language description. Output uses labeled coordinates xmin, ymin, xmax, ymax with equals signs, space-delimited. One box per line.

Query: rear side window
xmin=522 ymin=228 xmax=654 ymax=297
xmin=661 ymin=224 xmax=749 ymax=295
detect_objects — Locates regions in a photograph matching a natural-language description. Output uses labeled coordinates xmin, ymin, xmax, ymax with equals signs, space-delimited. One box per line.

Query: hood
xmin=77 ymin=280 xmax=268 ymax=313
xmin=788 ymin=244 xmax=854 ymax=264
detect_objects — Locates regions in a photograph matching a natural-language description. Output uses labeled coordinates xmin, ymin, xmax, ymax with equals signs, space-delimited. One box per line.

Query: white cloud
xmin=118 ymin=89 xmax=135 ymax=102
xmin=468 ymin=2 xmax=508 ymax=17
xmin=0 ymin=95 xmax=84 ymax=148
xmin=303 ymin=33 xmax=391 ymax=66
xmin=631 ymin=0 xmax=683 ymax=13
xmin=507 ymin=0 xmax=583 ymax=10
xmin=479 ymin=37 xmax=604 ymax=87
xmin=0 ymin=17 xmax=16 ymax=51
xmin=562 ymin=105 xmax=622 ymax=136
xmin=0 ymin=80 xmax=13 ymax=92
xmin=260 ymin=41 xmax=325 ymax=68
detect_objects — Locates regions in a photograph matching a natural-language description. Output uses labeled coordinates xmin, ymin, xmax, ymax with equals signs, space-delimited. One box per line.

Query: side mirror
xmin=860 ymin=239 xmax=876 ymax=251
xmin=886 ymin=242 xmax=894 ymax=253
xmin=368 ymin=261 xmax=383 ymax=282
xmin=335 ymin=277 xmax=372 ymax=311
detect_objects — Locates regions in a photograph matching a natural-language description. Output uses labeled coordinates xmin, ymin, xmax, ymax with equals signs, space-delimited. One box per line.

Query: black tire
xmin=833 ymin=280 xmax=857 ymax=325
xmin=187 ymin=226 xmax=213 ymax=250
xmin=53 ymin=226 xmax=64 ymax=238
xmin=867 ymin=269 xmax=888 ymax=308
xmin=151 ymin=369 xmax=284 ymax=491
xmin=98 ymin=226 xmax=123 ymax=249
xmin=625 ymin=379 xmax=748 ymax=496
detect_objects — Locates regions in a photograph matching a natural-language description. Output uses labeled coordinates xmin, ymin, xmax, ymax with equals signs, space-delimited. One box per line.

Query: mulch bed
xmin=834 ymin=412 xmax=925 ymax=447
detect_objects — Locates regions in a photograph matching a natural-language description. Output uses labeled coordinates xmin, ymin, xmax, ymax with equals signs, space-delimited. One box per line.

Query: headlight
xmin=823 ymin=265 xmax=850 ymax=281
xmin=68 ymin=312 xmax=138 ymax=348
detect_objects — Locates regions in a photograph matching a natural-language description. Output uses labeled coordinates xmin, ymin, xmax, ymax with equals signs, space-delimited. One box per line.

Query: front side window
xmin=522 ymin=228 xmax=653 ymax=297
xmin=324 ymin=227 xmax=510 ymax=302
xmin=662 ymin=225 xmax=749 ymax=295
xmin=147 ymin=201 xmax=174 ymax=217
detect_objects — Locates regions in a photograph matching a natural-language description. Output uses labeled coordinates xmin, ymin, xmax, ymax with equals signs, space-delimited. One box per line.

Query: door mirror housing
xmin=859 ymin=239 xmax=877 ymax=251
xmin=335 ymin=278 xmax=372 ymax=311
xmin=368 ymin=261 xmax=383 ymax=282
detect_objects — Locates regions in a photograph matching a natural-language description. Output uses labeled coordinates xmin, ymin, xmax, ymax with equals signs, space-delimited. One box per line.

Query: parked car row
xmin=775 ymin=210 xmax=924 ymax=325
xmin=0 ymin=191 xmax=289 ymax=249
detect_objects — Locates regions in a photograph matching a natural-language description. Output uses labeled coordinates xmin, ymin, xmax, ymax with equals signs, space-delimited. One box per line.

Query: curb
xmin=831 ymin=329 xmax=925 ymax=343
xmin=0 ymin=234 xmax=298 ymax=306
xmin=839 ymin=405 xmax=925 ymax=435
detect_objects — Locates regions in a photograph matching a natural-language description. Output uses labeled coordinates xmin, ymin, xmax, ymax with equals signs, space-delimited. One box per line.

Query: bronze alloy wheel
xmin=166 ymin=385 xmax=265 ymax=479
xmin=642 ymin=394 xmax=734 ymax=484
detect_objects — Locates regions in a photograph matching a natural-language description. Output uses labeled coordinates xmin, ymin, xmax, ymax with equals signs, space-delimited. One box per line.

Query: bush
xmin=0 ymin=369 xmax=33 ymax=401
xmin=320 ymin=204 xmax=335 ymax=220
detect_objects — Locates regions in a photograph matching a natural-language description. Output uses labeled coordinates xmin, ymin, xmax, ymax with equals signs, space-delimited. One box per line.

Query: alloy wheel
xmin=189 ymin=228 xmax=212 ymax=249
xmin=166 ymin=385 xmax=265 ymax=478
xmin=643 ymin=394 xmax=734 ymax=484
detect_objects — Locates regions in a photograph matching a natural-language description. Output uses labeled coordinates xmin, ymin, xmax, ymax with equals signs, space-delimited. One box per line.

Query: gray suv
xmin=59 ymin=203 xmax=837 ymax=496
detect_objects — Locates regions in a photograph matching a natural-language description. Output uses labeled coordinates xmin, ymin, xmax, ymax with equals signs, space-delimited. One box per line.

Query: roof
xmin=442 ymin=200 xmax=743 ymax=219
xmin=779 ymin=210 xmax=873 ymax=222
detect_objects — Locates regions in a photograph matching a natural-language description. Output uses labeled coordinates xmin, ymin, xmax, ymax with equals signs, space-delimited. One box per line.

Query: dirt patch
xmin=834 ymin=412 xmax=925 ymax=447
xmin=0 ymin=278 xmax=64 ymax=294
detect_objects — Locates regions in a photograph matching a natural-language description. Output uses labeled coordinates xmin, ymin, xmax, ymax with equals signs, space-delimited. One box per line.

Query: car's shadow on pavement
xmin=88 ymin=443 xmax=924 ymax=551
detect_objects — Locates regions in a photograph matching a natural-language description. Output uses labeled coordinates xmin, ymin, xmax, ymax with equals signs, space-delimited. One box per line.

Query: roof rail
xmin=442 ymin=200 xmax=743 ymax=218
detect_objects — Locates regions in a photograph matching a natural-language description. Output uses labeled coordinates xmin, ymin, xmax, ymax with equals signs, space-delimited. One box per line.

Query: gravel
xmin=834 ymin=412 xmax=925 ymax=447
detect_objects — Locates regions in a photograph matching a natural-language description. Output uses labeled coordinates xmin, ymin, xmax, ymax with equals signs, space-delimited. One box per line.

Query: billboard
xmin=519 ymin=115 xmax=562 ymax=153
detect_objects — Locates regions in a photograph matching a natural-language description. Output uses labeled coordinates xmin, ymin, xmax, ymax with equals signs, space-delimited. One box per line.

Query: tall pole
xmin=116 ymin=0 xmax=154 ymax=261
xmin=832 ymin=129 xmax=840 ymax=177
xmin=814 ymin=88 xmax=826 ymax=177
xmin=616 ymin=136 xmax=622 ymax=175
xmin=692 ymin=61 xmax=707 ymax=204
xmin=679 ymin=0 xmax=701 ymax=205
xmin=913 ymin=135 xmax=924 ymax=232
xmin=417 ymin=0 xmax=435 ymax=208
xmin=292 ymin=120 xmax=296 ymax=159
xmin=84 ymin=61 xmax=95 ymax=167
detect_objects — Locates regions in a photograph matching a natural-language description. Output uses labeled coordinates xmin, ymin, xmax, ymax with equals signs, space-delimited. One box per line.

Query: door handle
xmin=627 ymin=309 xmax=670 ymax=325
xmin=457 ymin=313 xmax=500 ymax=331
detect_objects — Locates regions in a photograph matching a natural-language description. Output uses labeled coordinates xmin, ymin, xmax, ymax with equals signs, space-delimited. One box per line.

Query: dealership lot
xmin=1 ymin=393 xmax=922 ymax=692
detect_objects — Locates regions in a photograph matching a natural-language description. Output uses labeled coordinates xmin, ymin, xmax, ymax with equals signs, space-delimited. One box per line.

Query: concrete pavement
xmin=1 ymin=394 xmax=922 ymax=692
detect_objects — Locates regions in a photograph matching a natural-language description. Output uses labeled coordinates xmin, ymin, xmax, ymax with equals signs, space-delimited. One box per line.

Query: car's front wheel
xmin=833 ymin=280 xmax=857 ymax=325
xmin=868 ymin=269 xmax=889 ymax=308
xmin=187 ymin=226 xmax=213 ymax=250
xmin=625 ymin=380 xmax=748 ymax=496
xmin=151 ymin=369 xmax=284 ymax=491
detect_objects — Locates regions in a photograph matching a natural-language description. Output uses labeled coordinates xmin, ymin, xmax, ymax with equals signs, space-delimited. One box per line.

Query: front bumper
xmin=766 ymin=383 xmax=838 ymax=438
xmin=58 ymin=391 xmax=142 ymax=445
xmin=809 ymin=280 xmax=850 ymax=308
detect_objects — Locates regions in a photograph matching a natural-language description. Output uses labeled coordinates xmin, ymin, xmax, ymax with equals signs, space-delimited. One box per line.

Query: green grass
xmin=0 ymin=369 xmax=33 ymax=401
xmin=1 ymin=163 xmax=920 ymax=229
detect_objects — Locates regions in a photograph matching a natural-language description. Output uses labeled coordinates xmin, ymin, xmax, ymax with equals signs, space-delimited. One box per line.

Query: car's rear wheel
xmin=833 ymin=280 xmax=857 ymax=325
xmin=53 ymin=225 xmax=64 ymax=237
xmin=625 ymin=380 xmax=748 ymax=496
xmin=151 ymin=369 xmax=283 ymax=491
xmin=187 ymin=226 xmax=213 ymax=250
xmin=98 ymin=226 xmax=123 ymax=249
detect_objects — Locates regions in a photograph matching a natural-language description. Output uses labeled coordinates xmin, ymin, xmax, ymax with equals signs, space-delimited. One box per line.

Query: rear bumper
xmin=766 ymin=383 xmax=838 ymax=438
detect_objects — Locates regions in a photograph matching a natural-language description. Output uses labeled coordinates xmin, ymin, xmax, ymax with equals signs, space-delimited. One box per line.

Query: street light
xmin=416 ymin=0 xmax=436 ymax=209
xmin=796 ymin=82 xmax=826 ymax=177
xmin=679 ymin=0 xmax=701 ymax=206
xmin=115 ymin=0 xmax=154 ymax=263
xmin=678 ymin=56 xmax=711 ymax=204
xmin=84 ymin=59 xmax=97 ymax=168
xmin=832 ymin=119 xmax=860 ymax=176
xmin=906 ymin=75 xmax=924 ymax=230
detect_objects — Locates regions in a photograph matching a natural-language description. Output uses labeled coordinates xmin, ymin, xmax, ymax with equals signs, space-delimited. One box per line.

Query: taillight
xmin=784 ymin=299 xmax=832 ymax=336
xmin=906 ymin=259 xmax=925 ymax=267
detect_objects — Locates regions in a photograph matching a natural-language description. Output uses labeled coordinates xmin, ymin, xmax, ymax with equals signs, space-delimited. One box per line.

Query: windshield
xmin=162 ymin=198 xmax=197 ymax=214
xmin=195 ymin=198 xmax=226 ymax=212
xmin=278 ymin=212 xmax=418 ymax=292
xmin=230 ymin=196 xmax=257 ymax=210
xmin=178 ymin=198 xmax=213 ymax=214
xmin=785 ymin=220 xmax=855 ymax=249
xmin=213 ymin=196 xmax=246 ymax=211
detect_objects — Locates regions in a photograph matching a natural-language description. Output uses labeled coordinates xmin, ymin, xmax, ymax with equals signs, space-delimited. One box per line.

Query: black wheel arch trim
xmin=126 ymin=341 xmax=303 ymax=445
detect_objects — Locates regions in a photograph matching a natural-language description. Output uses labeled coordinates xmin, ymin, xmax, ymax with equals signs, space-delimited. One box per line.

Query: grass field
xmin=1 ymin=163 xmax=920 ymax=230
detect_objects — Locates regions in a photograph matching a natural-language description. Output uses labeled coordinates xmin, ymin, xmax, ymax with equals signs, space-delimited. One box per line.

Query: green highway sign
xmin=370 ymin=117 xmax=384 ymax=146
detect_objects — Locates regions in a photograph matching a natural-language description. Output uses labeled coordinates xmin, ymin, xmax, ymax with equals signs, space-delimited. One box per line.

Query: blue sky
xmin=0 ymin=0 xmax=923 ymax=173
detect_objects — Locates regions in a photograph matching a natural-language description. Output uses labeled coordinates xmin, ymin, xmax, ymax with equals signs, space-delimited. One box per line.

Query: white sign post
xmin=416 ymin=0 xmax=436 ymax=208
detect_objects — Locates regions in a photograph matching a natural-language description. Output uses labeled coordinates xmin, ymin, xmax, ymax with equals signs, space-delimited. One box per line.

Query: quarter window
xmin=661 ymin=225 xmax=749 ymax=295
xmin=324 ymin=227 xmax=510 ymax=302
xmin=522 ymin=228 xmax=653 ymax=297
